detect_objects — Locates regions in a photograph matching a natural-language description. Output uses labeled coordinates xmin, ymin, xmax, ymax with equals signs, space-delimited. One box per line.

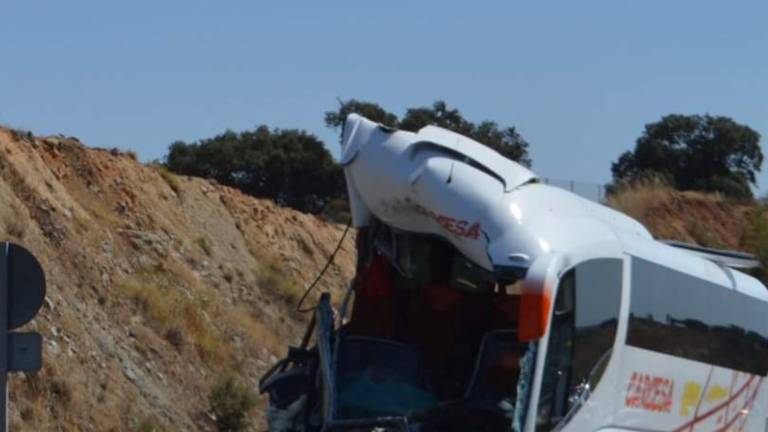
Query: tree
xmin=165 ymin=126 xmax=345 ymax=214
xmin=399 ymin=101 xmax=531 ymax=166
xmin=324 ymin=99 xmax=399 ymax=137
xmin=399 ymin=100 xmax=474 ymax=136
xmin=612 ymin=114 xmax=762 ymax=199
xmin=325 ymin=99 xmax=531 ymax=166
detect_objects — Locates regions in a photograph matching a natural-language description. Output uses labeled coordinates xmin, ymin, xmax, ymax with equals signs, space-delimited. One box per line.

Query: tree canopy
xmin=165 ymin=126 xmax=344 ymax=213
xmin=323 ymin=99 xmax=399 ymax=133
xmin=612 ymin=114 xmax=762 ymax=198
xmin=325 ymin=99 xmax=531 ymax=166
xmin=165 ymin=99 xmax=532 ymax=216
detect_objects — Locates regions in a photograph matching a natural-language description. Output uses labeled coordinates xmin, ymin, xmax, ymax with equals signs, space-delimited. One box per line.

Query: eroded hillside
xmin=606 ymin=181 xmax=760 ymax=251
xmin=0 ymin=128 xmax=356 ymax=431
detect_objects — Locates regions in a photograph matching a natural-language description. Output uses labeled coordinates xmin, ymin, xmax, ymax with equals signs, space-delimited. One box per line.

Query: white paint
xmin=341 ymin=114 xmax=768 ymax=431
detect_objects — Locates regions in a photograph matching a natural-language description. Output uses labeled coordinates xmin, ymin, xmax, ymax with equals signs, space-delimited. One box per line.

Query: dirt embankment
xmin=0 ymin=128 xmax=355 ymax=431
xmin=606 ymin=181 xmax=759 ymax=251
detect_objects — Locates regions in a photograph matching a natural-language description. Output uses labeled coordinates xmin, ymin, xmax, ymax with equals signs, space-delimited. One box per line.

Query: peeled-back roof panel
xmin=415 ymin=125 xmax=536 ymax=192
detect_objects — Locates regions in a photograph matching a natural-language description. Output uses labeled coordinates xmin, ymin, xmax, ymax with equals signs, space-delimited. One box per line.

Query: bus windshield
xmin=335 ymin=226 xmax=539 ymax=431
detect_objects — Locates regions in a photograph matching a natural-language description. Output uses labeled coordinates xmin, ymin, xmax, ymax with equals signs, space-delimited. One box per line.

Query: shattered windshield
xmin=336 ymin=228 xmax=537 ymax=431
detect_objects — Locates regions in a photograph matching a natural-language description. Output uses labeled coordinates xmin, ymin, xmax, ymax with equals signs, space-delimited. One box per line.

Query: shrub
xmin=126 ymin=149 xmax=139 ymax=161
xmin=164 ymin=326 xmax=184 ymax=349
xmin=209 ymin=374 xmax=257 ymax=432
xmin=122 ymin=271 xmax=232 ymax=366
xmin=195 ymin=236 xmax=213 ymax=256
xmin=135 ymin=415 xmax=168 ymax=432
xmin=740 ymin=209 xmax=768 ymax=282
xmin=164 ymin=127 xmax=345 ymax=214
xmin=155 ymin=165 xmax=182 ymax=196
xmin=256 ymin=254 xmax=303 ymax=304
xmin=687 ymin=220 xmax=723 ymax=249
xmin=321 ymin=197 xmax=351 ymax=224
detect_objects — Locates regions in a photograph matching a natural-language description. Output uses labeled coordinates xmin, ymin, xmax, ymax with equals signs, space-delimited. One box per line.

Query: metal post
xmin=0 ymin=243 xmax=8 ymax=432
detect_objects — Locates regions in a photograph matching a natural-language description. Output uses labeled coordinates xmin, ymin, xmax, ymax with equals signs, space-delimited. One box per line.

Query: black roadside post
xmin=0 ymin=243 xmax=46 ymax=432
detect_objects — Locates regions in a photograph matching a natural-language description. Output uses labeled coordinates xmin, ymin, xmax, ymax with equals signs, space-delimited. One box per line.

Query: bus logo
xmin=625 ymin=372 xmax=674 ymax=413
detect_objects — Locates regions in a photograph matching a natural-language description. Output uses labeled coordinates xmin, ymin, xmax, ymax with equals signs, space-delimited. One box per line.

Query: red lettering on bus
xmin=413 ymin=205 xmax=481 ymax=240
xmin=626 ymin=372 xmax=674 ymax=413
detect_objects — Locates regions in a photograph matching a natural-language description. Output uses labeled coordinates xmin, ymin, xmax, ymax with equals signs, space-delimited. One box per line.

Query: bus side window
xmin=536 ymin=259 xmax=622 ymax=431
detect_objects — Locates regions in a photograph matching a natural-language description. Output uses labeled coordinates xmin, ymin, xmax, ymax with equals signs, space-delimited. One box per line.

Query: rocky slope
xmin=0 ymin=128 xmax=355 ymax=431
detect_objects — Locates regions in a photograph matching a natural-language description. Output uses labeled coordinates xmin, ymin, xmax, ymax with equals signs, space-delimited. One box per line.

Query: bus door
xmin=523 ymin=258 xmax=624 ymax=432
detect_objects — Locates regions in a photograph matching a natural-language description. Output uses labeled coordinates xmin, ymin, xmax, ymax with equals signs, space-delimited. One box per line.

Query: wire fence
xmin=541 ymin=178 xmax=609 ymax=203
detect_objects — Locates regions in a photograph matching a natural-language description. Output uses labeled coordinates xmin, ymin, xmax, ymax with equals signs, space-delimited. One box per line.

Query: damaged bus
xmin=260 ymin=114 xmax=768 ymax=431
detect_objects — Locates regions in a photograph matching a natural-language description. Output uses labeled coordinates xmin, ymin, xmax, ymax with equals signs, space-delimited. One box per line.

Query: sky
xmin=2 ymin=1 xmax=767 ymax=191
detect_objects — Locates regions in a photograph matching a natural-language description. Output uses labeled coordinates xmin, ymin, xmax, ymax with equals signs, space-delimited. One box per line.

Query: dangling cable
xmin=296 ymin=220 xmax=352 ymax=313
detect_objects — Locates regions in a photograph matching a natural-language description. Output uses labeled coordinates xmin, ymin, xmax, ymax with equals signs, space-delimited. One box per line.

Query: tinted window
xmin=573 ymin=260 xmax=622 ymax=385
xmin=627 ymin=257 xmax=768 ymax=375
xmin=536 ymin=259 xmax=622 ymax=431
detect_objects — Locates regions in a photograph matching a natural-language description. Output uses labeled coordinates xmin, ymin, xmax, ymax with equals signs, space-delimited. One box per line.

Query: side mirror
xmin=518 ymin=253 xmax=565 ymax=341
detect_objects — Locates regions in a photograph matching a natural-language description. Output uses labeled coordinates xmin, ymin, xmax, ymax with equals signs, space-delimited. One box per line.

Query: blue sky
xmin=2 ymin=1 xmax=767 ymax=191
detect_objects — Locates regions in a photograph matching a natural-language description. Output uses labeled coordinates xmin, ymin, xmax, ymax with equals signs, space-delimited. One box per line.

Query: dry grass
xmin=256 ymin=254 xmax=303 ymax=304
xmin=606 ymin=177 xmax=677 ymax=220
xmin=69 ymin=180 xmax=123 ymax=226
xmin=740 ymin=209 xmax=768 ymax=281
xmin=608 ymin=176 xmax=757 ymax=253
xmin=11 ymin=358 xmax=86 ymax=431
xmin=687 ymin=219 xmax=725 ymax=248
xmin=125 ymin=149 xmax=139 ymax=161
xmin=153 ymin=165 xmax=183 ymax=196
xmin=226 ymin=306 xmax=284 ymax=356
xmin=7 ymin=128 xmax=34 ymax=143
xmin=5 ymin=216 xmax=26 ymax=239
xmin=195 ymin=236 xmax=213 ymax=256
xmin=134 ymin=415 xmax=170 ymax=432
xmin=121 ymin=269 xmax=234 ymax=367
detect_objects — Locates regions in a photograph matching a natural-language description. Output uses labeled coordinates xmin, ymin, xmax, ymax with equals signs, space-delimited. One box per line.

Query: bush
xmin=122 ymin=271 xmax=232 ymax=366
xmin=164 ymin=127 xmax=345 ymax=214
xmin=134 ymin=415 xmax=168 ymax=432
xmin=321 ymin=197 xmax=351 ymax=224
xmin=209 ymin=374 xmax=257 ymax=432
xmin=153 ymin=164 xmax=182 ymax=196
xmin=612 ymin=114 xmax=762 ymax=199
xmin=740 ymin=209 xmax=768 ymax=282
xmin=256 ymin=254 xmax=303 ymax=304
xmin=195 ymin=236 xmax=213 ymax=256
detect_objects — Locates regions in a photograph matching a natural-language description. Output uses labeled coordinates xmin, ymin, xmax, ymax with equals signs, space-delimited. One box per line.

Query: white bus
xmin=260 ymin=114 xmax=768 ymax=432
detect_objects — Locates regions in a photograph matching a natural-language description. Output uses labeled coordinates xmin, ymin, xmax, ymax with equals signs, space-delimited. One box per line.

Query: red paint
xmin=414 ymin=205 xmax=481 ymax=240
xmin=625 ymin=372 xmax=674 ymax=413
